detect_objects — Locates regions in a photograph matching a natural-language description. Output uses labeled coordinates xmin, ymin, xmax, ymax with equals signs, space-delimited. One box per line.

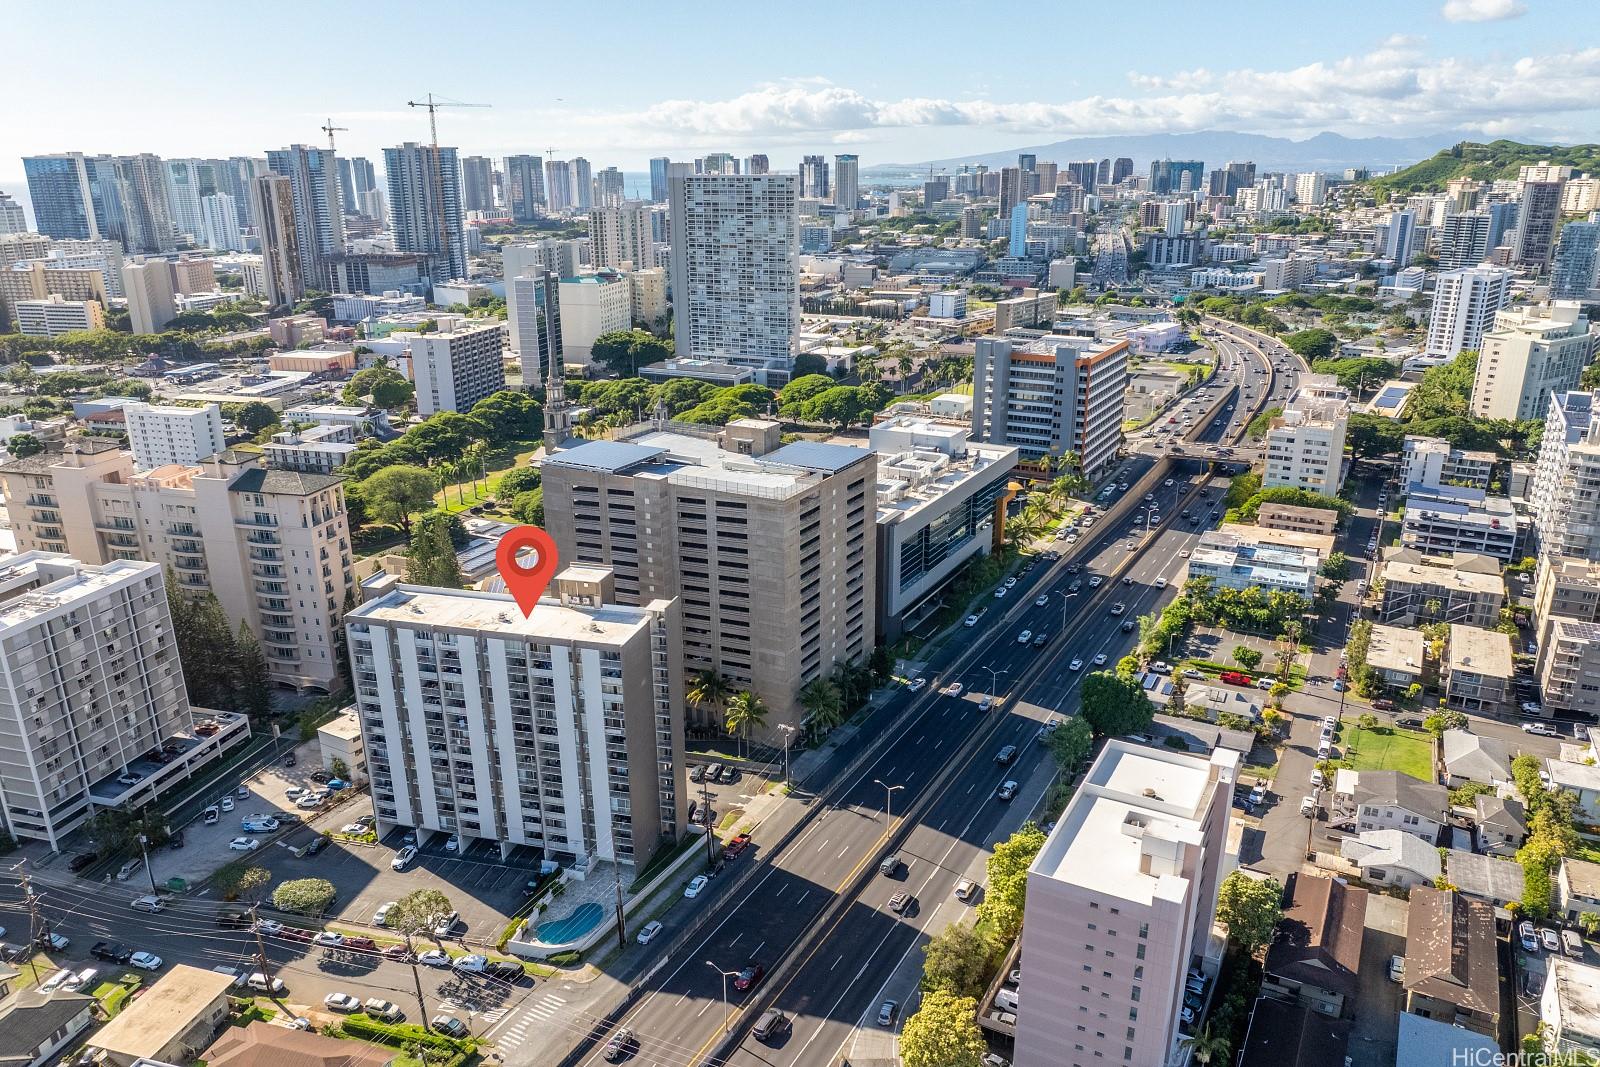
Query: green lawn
xmin=1339 ymin=726 xmax=1433 ymax=781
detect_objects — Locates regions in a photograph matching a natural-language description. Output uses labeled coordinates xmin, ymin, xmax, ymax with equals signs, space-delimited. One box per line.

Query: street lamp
xmin=873 ymin=779 xmax=905 ymax=825
xmin=137 ymin=833 xmax=159 ymax=896
xmin=706 ymin=961 xmax=740 ymax=1033
xmin=977 ymin=664 xmax=1010 ymax=700
xmin=777 ymin=724 xmax=795 ymax=788
xmin=1056 ymin=590 xmax=1079 ymax=632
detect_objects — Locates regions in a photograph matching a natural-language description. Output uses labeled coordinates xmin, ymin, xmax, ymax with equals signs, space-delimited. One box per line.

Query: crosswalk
xmin=491 ymin=991 xmax=568 ymax=1052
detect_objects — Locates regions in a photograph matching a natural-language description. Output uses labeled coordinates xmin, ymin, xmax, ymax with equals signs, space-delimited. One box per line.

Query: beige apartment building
xmin=541 ymin=419 xmax=876 ymax=738
xmin=1015 ymin=741 xmax=1239 ymax=1067
xmin=0 ymin=440 xmax=353 ymax=691
xmin=1377 ymin=549 xmax=1505 ymax=628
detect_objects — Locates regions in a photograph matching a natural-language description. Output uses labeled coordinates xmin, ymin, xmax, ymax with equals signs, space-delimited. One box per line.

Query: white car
xmin=313 ymin=932 xmax=344 ymax=947
xmin=1088 ymin=576 xmax=1103 ymax=588
xmin=247 ymin=973 xmax=285 ymax=994
xmin=994 ymin=587 xmax=1007 ymax=599
xmin=1069 ymin=658 xmax=1084 ymax=672
xmin=684 ymin=875 xmax=709 ymax=899
xmin=255 ymin=919 xmax=284 ymax=935
xmin=964 ymin=615 xmax=980 ymax=627
xmin=444 ymin=835 xmax=461 ymax=852
xmin=944 ymin=682 xmax=965 ymax=698
xmin=295 ymin=793 xmax=326 ymax=809
xmin=220 ymin=796 xmax=235 ymax=812
xmin=341 ymin=822 xmax=369 ymax=834
xmin=324 ymin=992 xmax=362 ymax=1013
xmin=1004 ymin=577 xmax=1018 ymax=588
xmin=1522 ymin=722 xmax=1560 ymax=737
xmin=416 ymin=950 xmax=451 ymax=968
xmin=1183 ymin=668 xmax=1204 ymax=680
xmin=129 ymin=951 xmax=162 ymax=971
xmin=1093 ymin=653 xmax=1108 ymax=666
xmin=1017 ymin=629 xmax=1033 ymax=645
xmin=228 ymin=837 xmax=259 ymax=851
xmin=1035 ymin=594 xmax=1049 ymax=607
xmin=373 ymin=902 xmax=397 ymax=927
xmin=452 ymin=954 xmax=488 ymax=973
xmin=1154 ymin=577 xmax=1167 ymax=589
xmin=390 ymin=845 xmax=418 ymax=871
xmin=637 ymin=920 xmax=664 ymax=945
xmin=906 ymin=677 xmax=926 ymax=693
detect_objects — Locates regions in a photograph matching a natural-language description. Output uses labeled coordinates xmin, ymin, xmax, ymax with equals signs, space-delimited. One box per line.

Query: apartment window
xmin=1087 ymin=923 xmax=1097 ymax=931
xmin=1137 ymin=923 xmax=1149 ymax=939
xmin=1089 ymin=901 xmax=1099 ymax=910
xmin=1130 ymin=987 xmax=1140 ymax=1003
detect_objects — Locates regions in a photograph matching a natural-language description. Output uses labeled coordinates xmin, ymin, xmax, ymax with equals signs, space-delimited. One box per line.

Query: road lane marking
xmin=837 ymin=846 xmax=848 ymax=858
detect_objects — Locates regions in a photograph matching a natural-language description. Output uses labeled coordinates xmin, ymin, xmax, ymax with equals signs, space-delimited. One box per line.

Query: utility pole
xmin=20 ymin=865 xmax=41 ymax=983
xmin=403 ymin=930 xmax=433 ymax=1032
xmin=703 ymin=778 xmax=716 ymax=867
xmin=611 ymin=862 xmax=627 ymax=949
xmin=248 ymin=902 xmax=275 ymax=986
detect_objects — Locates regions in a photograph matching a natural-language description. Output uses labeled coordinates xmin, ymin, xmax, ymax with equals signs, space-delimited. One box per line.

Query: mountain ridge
xmin=879 ymin=129 xmax=1485 ymax=175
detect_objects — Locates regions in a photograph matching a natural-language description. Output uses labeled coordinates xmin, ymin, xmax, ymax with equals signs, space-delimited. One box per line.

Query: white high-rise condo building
xmin=1425 ymin=266 xmax=1513 ymax=358
xmin=459 ymin=155 xmax=494 ymax=213
xmin=0 ymin=442 xmax=354 ymax=692
xmin=588 ymin=203 xmax=655 ymax=271
xmin=122 ymin=260 xmax=176 ymax=336
xmin=1438 ymin=212 xmax=1491 ymax=270
xmin=669 ymin=172 xmax=799 ymax=382
xmin=265 ymin=146 xmax=344 ymax=290
xmin=1014 ymin=741 xmax=1238 ymax=1067
xmin=383 ymin=143 xmax=467 ymax=283
xmin=558 ymin=272 xmax=631 ymax=365
xmin=164 ymin=159 xmax=209 ymax=244
xmin=12 ymin=295 xmax=104 ymax=337
xmin=507 ymin=269 xmax=563 ymax=385
xmin=1264 ymin=374 xmax=1350 ymax=496
xmin=348 ymin=565 xmax=686 ymax=867
xmin=834 ymin=154 xmax=859 ymax=211
xmin=0 ymin=191 xmax=26 ymax=235
xmin=971 ymin=334 xmax=1129 ymax=481
xmin=398 ymin=316 xmax=505 ymax=416
xmin=1381 ymin=209 xmax=1417 ymax=266
xmin=544 ymin=160 xmax=573 ymax=213
xmin=1552 ymin=222 xmax=1600 ymax=300
xmin=124 ymin=402 xmax=226 ymax=469
xmin=0 ymin=553 xmax=197 ymax=849
xmin=1294 ymin=172 xmax=1327 ymax=206
xmin=200 ymin=192 xmax=242 ymax=252
xmin=1530 ymin=392 xmax=1600 ymax=562
xmin=1471 ymin=302 xmax=1595 ymax=421
xmin=572 ymin=158 xmax=593 ymax=211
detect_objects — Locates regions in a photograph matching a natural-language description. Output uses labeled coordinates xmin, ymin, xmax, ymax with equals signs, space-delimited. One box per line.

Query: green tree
xmin=724 ymin=690 xmax=770 ymax=751
xmin=271 ymin=877 xmax=338 ymax=915
xmin=1423 ymin=710 xmax=1468 ymax=738
xmin=359 ymin=465 xmax=437 ymax=538
xmin=405 ymin=512 xmax=465 ymax=588
xmin=687 ymin=670 xmax=731 ymax=719
xmin=920 ymin=922 xmax=994 ymax=998
xmin=1079 ymin=672 xmax=1156 ymax=738
xmin=344 ymin=366 xmax=414 ymax=409
xmin=799 ymin=676 xmax=844 ymax=733
xmin=1231 ymin=645 xmax=1263 ymax=671
xmin=495 ymin=466 xmax=542 ymax=498
xmin=589 ymin=329 xmax=674 ymax=377
xmin=1047 ymin=716 xmax=1094 ymax=772
xmin=976 ymin=823 xmax=1047 ymax=943
xmin=1356 ymin=712 xmax=1380 ymax=732
xmin=511 ymin=487 xmax=544 ymax=525
xmin=233 ymin=621 xmax=272 ymax=720
xmin=6 ymin=432 xmax=43 ymax=458
xmin=1216 ymin=871 xmax=1283 ymax=955
xmin=214 ymin=863 xmax=271 ymax=903
xmin=222 ymin=401 xmax=279 ymax=434
xmin=386 ymin=888 xmax=455 ymax=942
xmin=1283 ymin=328 xmax=1338 ymax=361
xmin=1181 ymin=1024 xmax=1233 ymax=1066
xmin=1319 ymin=551 xmax=1351 ymax=581
xmin=900 ymin=990 xmax=986 ymax=1067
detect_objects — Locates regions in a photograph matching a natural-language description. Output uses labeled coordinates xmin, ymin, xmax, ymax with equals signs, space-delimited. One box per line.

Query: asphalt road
xmin=551 ymin=338 xmax=1282 ymax=1067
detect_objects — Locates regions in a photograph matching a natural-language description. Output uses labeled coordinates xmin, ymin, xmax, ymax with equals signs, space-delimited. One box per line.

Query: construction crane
xmin=406 ymin=93 xmax=490 ymax=279
xmin=320 ymin=117 xmax=348 ymax=153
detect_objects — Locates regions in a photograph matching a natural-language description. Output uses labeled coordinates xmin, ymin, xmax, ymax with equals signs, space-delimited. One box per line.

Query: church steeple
xmin=543 ymin=366 xmax=574 ymax=452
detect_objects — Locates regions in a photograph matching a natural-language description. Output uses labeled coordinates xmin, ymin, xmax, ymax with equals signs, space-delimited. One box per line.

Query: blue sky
xmin=4 ymin=0 xmax=1599 ymax=193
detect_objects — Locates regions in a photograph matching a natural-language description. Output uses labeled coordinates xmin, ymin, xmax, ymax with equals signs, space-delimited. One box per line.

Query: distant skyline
xmin=3 ymin=0 xmax=1598 ymax=204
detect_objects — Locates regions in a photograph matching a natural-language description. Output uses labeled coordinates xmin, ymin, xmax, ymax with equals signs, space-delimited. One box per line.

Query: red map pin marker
xmin=496 ymin=525 xmax=560 ymax=618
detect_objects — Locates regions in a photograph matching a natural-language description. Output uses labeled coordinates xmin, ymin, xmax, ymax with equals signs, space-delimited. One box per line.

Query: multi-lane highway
xmin=553 ymin=330 xmax=1297 ymax=1067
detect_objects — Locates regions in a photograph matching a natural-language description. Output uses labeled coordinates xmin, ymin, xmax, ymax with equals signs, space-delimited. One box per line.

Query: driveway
xmin=1348 ymin=894 xmax=1406 ymax=1067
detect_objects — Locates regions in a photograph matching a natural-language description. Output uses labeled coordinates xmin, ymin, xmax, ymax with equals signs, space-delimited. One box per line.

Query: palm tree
xmin=687 ymin=669 xmax=730 ymax=731
xmin=896 ymin=349 xmax=914 ymax=380
xmin=1180 ymin=1024 xmax=1231 ymax=1066
xmin=464 ymin=441 xmax=489 ymax=496
xmin=724 ymin=690 xmax=770 ymax=757
xmin=799 ymin=677 xmax=843 ymax=735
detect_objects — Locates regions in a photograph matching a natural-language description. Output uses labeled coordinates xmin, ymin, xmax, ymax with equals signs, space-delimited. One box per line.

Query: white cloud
xmin=574 ymin=44 xmax=1600 ymax=150
xmin=1441 ymin=0 xmax=1527 ymax=23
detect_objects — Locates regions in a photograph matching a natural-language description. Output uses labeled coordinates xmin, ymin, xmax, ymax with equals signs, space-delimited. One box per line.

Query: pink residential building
xmin=1015 ymin=741 xmax=1239 ymax=1067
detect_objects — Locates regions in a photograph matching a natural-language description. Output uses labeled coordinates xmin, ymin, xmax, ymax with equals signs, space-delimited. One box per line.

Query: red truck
xmin=1220 ymin=671 xmax=1253 ymax=687
xmin=722 ymin=833 xmax=752 ymax=860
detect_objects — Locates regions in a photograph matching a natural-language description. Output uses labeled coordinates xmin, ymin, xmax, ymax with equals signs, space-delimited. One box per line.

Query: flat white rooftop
xmin=1033 ymin=741 xmax=1229 ymax=905
xmin=350 ymin=584 xmax=655 ymax=646
xmin=0 ymin=554 xmax=156 ymax=634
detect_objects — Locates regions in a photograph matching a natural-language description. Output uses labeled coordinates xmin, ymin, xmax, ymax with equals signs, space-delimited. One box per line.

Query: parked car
xmin=452 ymin=954 xmax=488 ymax=973
xmin=1388 ymin=955 xmax=1404 ymax=983
xmin=636 ymin=921 xmax=664 ymax=945
xmin=416 ymin=950 xmax=451 ymax=968
xmin=116 ymin=857 xmax=143 ymax=880
xmin=1519 ymin=921 xmax=1540 ymax=952
xmin=91 ymin=942 xmax=132 ymax=964
xmin=1542 ymin=928 xmax=1562 ymax=953
xmin=324 ymin=993 xmax=362 ymax=1013
xmin=228 ymin=837 xmax=259 ymax=852
xmin=431 ymin=1016 xmax=469 ymax=1039
xmin=391 ymin=846 xmax=418 ymax=871
xmin=684 ymin=875 xmax=709 ymax=899
xmin=364 ymin=999 xmax=404 ymax=1023
xmin=878 ymin=1000 xmax=899 ymax=1027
